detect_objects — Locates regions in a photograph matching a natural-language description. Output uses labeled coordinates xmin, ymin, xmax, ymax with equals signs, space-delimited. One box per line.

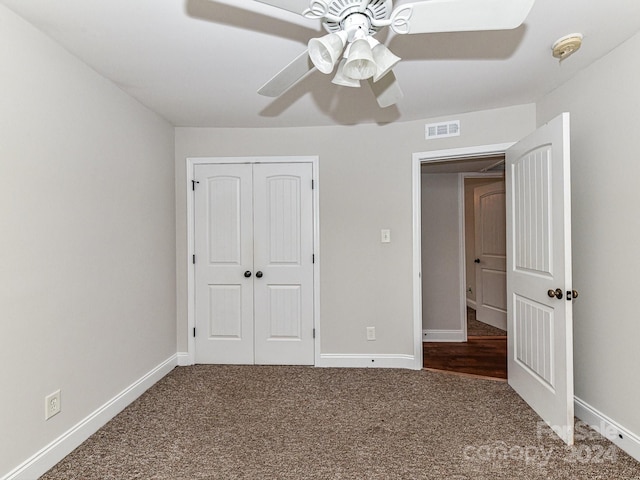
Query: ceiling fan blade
xmin=253 ymin=0 xmax=311 ymax=15
xmin=389 ymin=0 xmax=535 ymax=35
xmin=258 ymin=49 xmax=316 ymax=97
xmin=367 ymin=70 xmax=403 ymax=108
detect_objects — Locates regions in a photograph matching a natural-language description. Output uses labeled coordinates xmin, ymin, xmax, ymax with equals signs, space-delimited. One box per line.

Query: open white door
xmin=506 ymin=113 xmax=574 ymax=445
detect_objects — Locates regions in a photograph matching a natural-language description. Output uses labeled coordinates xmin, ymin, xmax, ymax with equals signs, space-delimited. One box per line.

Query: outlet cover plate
xmin=45 ymin=390 xmax=61 ymax=420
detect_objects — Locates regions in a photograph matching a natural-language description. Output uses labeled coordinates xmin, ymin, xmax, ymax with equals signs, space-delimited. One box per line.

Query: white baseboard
xmin=317 ymin=353 xmax=416 ymax=369
xmin=177 ymin=352 xmax=193 ymax=366
xmin=574 ymin=396 xmax=640 ymax=462
xmin=6 ymin=356 xmax=639 ymax=477
xmin=423 ymin=329 xmax=465 ymax=342
xmin=3 ymin=354 xmax=177 ymax=480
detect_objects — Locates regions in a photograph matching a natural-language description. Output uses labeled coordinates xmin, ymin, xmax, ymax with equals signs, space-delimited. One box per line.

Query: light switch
xmin=381 ymin=229 xmax=391 ymax=243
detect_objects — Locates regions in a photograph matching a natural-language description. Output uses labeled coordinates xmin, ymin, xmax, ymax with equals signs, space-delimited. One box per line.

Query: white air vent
xmin=425 ymin=120 xmax=460 ymax=139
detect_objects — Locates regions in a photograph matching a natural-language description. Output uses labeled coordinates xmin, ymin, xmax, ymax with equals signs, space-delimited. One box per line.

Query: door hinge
xmin=312 ymin=254 xmax=315 ymax=264
xmin=311 ymin=179 xmax=314 ymax=190
xmin=192 ymin=180 xmax=200 ymax=191
xmin=192 ymin=254 xmax=195 ymax=264
xmin=193 ymin=327 xmax=196 ymax=337
xmin=313 ymin=328 xmax=316 ymax=339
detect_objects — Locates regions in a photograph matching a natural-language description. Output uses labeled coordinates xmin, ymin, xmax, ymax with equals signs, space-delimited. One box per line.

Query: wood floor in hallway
xmin=423 ymin=336 xmax=507 ymax=379
xmin=423 ymin=307 xmax=507 ymax=379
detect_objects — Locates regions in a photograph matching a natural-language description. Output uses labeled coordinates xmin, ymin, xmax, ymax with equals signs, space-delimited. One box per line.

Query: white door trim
xmin=185 ymin=156 xmax=320 ymax=366
xmin=412 ymin=144 xmax=514 ymax=368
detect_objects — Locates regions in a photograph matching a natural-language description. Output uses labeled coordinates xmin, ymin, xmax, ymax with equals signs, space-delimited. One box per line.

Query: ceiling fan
xmin=253 ymin=0 xmax=535 ymax=107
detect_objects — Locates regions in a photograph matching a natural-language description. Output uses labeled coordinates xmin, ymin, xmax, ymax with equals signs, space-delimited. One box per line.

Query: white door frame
xmin=412 ymin=144 xmax=514 ymax=368
xmin=185 ymin=156 xmax=320 ymax=366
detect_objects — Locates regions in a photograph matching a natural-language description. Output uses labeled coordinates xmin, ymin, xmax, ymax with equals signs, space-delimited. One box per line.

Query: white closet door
xmin=252 ymin=163 xmax=315 ymax=365
xmin=194 ymin=164 xmax=255 ymax=364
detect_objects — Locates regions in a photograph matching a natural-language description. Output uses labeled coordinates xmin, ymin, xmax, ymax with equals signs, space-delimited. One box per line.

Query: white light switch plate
xmin=367 ymin=326 xmax=376 ymax=341
xmin=381 ymin=229 xmax=391 ymax=243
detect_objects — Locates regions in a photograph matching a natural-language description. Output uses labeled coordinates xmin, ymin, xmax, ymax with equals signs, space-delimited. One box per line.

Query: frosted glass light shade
xmin=332 ymin=59 xmax=361 ymax=88
xmin=372 ymin=43 xmax=401 ymax=82
xmin=308 ymin=31 xmax=348 ymax=74
xmin=343 ymin=38 xmax=377 ymax=80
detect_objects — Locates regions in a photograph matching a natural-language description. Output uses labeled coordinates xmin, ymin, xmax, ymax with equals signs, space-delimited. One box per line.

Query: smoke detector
xmin=552 ymin=33 xmax=583 ymax=61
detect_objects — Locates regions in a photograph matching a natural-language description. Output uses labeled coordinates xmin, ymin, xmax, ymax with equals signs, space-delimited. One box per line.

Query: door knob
xmin=256 ymin=271 xmax=263 ymax=278
xmin=244 ymin=271 xmax=252 ymax=278
xmin=547 ymin=288 xmax=563 ymax=300
xmin=567 ymin=290 xmax=579 ymax=300
xmin=474 ymin=258 xmax=480 ymax=264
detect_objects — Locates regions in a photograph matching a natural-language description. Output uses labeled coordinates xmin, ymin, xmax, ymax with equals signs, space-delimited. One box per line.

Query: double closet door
xmin=194 ymin=162 xmax=314 ymax=365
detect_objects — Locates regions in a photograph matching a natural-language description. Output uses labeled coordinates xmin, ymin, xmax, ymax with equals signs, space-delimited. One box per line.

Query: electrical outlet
xmin=45 ymin=390 xmax=61 ymax=420
xmin=366 ymin=326 xmax=376 ymax=341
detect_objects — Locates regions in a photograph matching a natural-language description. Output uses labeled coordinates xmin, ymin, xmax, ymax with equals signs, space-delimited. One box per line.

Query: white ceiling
xmin=3 ymin=0 xmax=640 ymax=128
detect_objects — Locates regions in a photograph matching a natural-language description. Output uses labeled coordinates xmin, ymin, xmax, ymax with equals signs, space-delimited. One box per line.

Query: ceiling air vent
xmin=425 ymin=120 xmax=460 ymax=140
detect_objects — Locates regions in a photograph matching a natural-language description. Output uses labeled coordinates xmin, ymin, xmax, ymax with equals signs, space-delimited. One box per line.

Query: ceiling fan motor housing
xmin=323 ymin=0 xmax=393 ymax=35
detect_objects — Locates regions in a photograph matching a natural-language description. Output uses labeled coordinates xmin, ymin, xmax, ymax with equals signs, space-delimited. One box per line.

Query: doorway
xmin=419 ymin=155 xmax=507 ymax=378
xmin=412 ymin=115 xmax=575 ymax=446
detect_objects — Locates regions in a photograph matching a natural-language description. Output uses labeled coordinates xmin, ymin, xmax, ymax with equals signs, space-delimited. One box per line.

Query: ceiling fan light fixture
xmin=308 ymin=30 xmax=349 ymax=74
xmin=371 ymin=43 xmax=401 ymax=82
xmin=343 ymin=37 xmax=377 ymax=80
xmin=256 ymin=0 xmax=536 ymax=107
xmin=332 ymin=59 xmax=361 ymax=87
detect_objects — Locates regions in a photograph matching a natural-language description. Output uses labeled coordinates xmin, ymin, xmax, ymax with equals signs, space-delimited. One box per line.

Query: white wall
xmin=537 ymin=31 xmax=640 ymax=437
xmin=421 ymin=173 xmax=461 ymax=332
xmin=0 ymin=5 xmax=176 ymax=477
xmin=175 ymin=104 xmax=536 ymax=359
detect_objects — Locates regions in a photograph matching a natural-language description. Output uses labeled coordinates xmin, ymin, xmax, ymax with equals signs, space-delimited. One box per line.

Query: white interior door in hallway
xmin=474 ymin=181 xmax=507 ymax=330
xmin=194 ymin=162 xmax=314 ymax=365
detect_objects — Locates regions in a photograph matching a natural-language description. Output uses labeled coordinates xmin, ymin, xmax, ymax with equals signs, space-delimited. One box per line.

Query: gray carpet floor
xmin=42 ymin=366 xmax=640 ymax=479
